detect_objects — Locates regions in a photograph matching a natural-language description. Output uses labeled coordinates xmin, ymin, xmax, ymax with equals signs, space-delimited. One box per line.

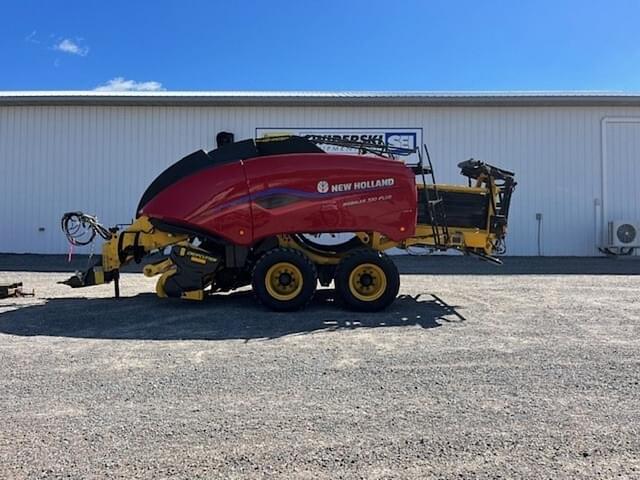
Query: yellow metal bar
xmin=418 ymin=183 xmax=488 ymax=194
xmin=93 ymin=267 xmax=105 ymax=285
xmin=143 ymin=258 xmax=174 ymax=277
xmin=181 ymin=290 xmax=204 ymax=301
xmin=101 ymin=216 xmax=188 ymax=271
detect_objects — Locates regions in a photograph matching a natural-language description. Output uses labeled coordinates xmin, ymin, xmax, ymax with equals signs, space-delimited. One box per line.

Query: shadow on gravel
xmin=0 ymin=290 xmax=465 ymax=341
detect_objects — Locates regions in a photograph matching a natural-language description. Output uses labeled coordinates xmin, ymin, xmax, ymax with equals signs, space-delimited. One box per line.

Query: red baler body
xmin=140 ymin=152 xmax=417 ymax=246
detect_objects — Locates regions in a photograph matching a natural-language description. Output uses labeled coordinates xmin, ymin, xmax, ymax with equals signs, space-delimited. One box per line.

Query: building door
xmin=603 ymin=118 xmax=640 ymax=254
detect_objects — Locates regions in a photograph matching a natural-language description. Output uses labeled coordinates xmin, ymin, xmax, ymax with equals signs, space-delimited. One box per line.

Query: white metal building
xmin=1 ymin=91 xmax=639 ymax=256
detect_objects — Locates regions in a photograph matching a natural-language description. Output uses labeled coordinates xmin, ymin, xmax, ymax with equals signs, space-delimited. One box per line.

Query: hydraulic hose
xmin=61 ymin=212 xmax=112 ymax=246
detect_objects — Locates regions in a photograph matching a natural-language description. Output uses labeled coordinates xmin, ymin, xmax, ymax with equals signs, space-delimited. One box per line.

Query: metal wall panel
xmin=2 ymin=104 xmax=640 ymax=255
xmin=604 ymin=120 xmax=640 ymax=220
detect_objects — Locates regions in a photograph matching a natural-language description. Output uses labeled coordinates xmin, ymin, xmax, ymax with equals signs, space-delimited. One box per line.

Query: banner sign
xmin=255 ymin=127 xmax=423 ymax=164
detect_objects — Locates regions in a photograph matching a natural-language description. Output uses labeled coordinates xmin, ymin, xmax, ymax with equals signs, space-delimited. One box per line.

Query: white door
xmin=603 ymin=118 xmax=640 ymax=254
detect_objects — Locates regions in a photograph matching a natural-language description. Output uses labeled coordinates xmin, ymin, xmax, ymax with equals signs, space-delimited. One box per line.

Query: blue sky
xmin=3 ymin=0 xmax=640 ymax=92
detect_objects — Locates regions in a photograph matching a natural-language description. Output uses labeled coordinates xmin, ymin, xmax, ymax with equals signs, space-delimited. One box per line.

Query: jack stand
xmin=113 ymin=271 xmax=120 ymax=298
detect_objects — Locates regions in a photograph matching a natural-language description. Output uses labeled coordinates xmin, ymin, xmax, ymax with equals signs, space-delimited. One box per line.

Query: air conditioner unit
xmin=608 ymin=220 xmax=640 ymax=248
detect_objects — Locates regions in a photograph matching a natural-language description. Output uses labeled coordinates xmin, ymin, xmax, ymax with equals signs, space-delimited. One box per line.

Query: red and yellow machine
xmin=61 ymin=136 xmax=515 ymax=311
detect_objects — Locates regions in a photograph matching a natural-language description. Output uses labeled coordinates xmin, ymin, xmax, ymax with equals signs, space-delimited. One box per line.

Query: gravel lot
xmin=0 ymin=255 xmax=639 ymax=479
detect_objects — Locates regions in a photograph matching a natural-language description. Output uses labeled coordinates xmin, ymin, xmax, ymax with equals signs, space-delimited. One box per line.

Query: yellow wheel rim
xmin=348 ymin=263 xmax=387 ymax=302
xmin=265 ymin=262 xmax=304 ymax=301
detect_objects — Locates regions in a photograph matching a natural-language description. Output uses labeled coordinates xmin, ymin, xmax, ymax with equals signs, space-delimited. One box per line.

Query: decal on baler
xmin=342 ymin=194 xmax=393 ymax=208
xmin=317 ymin=178 xmax=395 ymax=194
xmin=316 ymin=181 xmax=329 ymax=193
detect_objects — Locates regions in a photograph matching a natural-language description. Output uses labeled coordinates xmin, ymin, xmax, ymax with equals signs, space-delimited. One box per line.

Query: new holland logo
xmin=317 ymin=178 xmax=394 ymax=194
xmin=317 ymin=180 xmax=329 ymax=193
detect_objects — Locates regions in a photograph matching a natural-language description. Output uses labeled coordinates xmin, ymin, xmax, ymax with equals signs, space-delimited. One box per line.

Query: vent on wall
xmin=608 ymin=220 xmax=640 ymax=248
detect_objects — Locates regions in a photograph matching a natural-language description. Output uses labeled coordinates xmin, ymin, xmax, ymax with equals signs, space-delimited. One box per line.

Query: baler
xmin=61 ymin=135 xmax=515 ymax=311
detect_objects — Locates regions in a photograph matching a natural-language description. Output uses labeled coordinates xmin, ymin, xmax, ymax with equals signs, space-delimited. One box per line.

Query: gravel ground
xmin=0 ymin=256 xmax=639 ymax=479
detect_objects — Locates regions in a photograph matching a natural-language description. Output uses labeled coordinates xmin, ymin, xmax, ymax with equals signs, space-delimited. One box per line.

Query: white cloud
xmin=54 ymin=38 xmax=89 ymax=56
xmin=25 ymin=30 xmax=40 ymax=44
xmin=94 ymin=77 xmax=165 ymax=92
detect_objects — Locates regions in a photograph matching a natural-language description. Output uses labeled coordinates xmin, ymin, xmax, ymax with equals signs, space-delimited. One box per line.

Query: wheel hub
xmin=348 ymin=263 xmax=387 ymax=302
xmin=265 ymin=262 xmax=304 ymax=301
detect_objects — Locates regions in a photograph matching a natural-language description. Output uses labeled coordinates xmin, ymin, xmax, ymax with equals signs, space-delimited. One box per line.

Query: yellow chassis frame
xmin=85 ymin=179 xmax=502 ymax=299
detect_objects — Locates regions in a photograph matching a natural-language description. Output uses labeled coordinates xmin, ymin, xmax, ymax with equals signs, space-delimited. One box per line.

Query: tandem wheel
xmin=334 ymin=249 xmax=400 ymax=312
xmin=252 ymin=248 xmax=318 ymax=311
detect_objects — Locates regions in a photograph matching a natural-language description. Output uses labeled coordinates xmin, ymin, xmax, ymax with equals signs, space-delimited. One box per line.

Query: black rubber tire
xmin=334 ymin=249 xmax=400 ymax=312
xmin=251 ymin=248 xmax=317 ymax=311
